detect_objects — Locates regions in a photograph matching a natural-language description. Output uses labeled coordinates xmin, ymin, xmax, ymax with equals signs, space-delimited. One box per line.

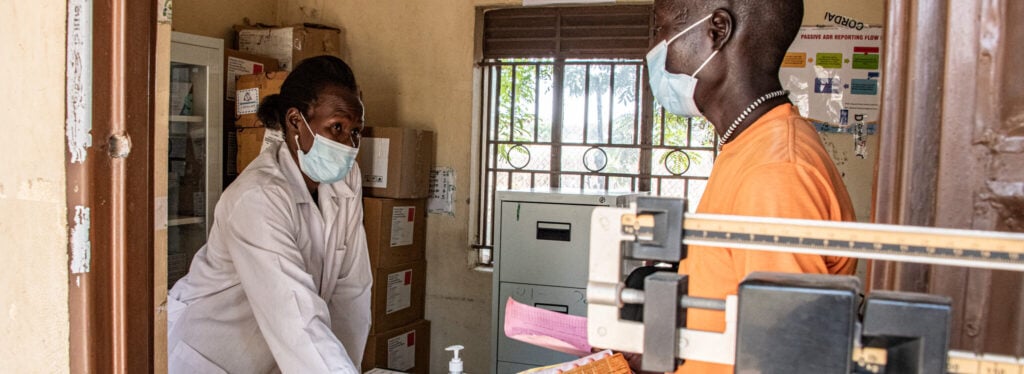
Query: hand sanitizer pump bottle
xmin=446 ymin=345 xmax=465 ymax=374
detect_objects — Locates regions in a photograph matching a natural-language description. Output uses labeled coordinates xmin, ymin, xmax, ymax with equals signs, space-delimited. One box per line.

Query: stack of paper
xmin=503 ymin=297 xmax=591 ymax=357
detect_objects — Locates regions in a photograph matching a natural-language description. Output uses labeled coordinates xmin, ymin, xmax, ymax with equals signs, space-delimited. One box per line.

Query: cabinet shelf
xmin=170 ymin=115 xmax=204 ymax=123
xmin=168 ymin=215 xmax=204 ymax=227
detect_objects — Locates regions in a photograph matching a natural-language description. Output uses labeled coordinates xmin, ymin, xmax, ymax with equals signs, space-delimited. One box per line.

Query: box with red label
xmin=224 ymin=49 xmax=279 ymax=101
xmin=362 ymin=197 xmax=426 ymax=269
xmin=371 ymin=260 xmax=426 ymax=333
xmin=362 ymin=319 xmax=430 ymax=373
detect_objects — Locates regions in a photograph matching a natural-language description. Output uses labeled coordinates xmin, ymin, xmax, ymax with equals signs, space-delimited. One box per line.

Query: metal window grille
xmin=473 ymin=6 xmax=719 ymax=249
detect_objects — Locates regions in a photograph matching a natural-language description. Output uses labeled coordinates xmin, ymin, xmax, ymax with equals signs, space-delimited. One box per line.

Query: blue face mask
xmin=295 ymin=114 xmax=359 ymax=184
xmin=647 ymin=14 xmax=718 ymax=117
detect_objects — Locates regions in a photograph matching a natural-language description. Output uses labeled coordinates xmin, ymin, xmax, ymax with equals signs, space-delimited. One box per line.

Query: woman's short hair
xmin=256 ymin=55 xmax=359 ymax=130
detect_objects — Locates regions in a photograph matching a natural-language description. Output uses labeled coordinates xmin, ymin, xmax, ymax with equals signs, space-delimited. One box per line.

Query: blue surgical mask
xmin=647 ymin=14 xmax=718 ymax=117
xmin=295 ymin=114 xmax=359 ymax=184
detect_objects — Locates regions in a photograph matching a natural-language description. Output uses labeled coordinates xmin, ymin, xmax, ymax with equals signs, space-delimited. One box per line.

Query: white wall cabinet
xmin=167 ymin=32 xmax=223 ymax=288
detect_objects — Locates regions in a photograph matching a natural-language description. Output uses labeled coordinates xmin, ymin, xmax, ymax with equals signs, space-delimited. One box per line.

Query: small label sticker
xmin=386 ymin=330 xmax=416 ymax=371
xmin=236 ymin=87 xmax=259 ymax=115
xmin=781 ymin=52 xmax=807 ymax=68
xmin=358 ymin=137 xmax=390 ymax=188
xmin=390 ymin=206 xmax=415 ymax=247
xmin=386 ymin=269 xmax=413 ymax=314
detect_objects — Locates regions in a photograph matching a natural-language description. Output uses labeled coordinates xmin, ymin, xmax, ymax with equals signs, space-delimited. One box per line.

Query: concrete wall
xmin=0 ymin=1 xmax=70 ymax=372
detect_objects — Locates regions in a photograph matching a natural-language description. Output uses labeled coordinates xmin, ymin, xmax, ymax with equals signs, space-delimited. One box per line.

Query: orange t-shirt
xmin=675 ymin=103 xmax=857 ymax=374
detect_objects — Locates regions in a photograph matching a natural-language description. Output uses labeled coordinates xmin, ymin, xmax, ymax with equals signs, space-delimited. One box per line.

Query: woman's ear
xmin=709 ymin=8 xmax=733 ymax=51
xmin=285 ymin=107 xmax=302 ymax=133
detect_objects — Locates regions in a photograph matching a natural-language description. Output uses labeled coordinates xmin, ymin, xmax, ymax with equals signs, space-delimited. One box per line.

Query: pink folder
xmin=503 ymin=297 xmax=592 ymax=357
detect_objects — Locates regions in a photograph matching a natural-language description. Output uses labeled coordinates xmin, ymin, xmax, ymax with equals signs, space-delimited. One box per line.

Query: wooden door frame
xmin=873 ymin=0 xmax=1024 ymax=355
xmin=66 ymin=0 xmax=156 ymax=372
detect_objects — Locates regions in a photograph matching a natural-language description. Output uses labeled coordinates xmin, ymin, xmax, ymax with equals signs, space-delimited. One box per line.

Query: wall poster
xmin=781 ymin=26 xmax=883 ymax=159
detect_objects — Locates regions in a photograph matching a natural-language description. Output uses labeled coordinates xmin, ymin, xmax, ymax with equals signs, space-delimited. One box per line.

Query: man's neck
xmin=701 ymin=77 xmax=788 ymax=144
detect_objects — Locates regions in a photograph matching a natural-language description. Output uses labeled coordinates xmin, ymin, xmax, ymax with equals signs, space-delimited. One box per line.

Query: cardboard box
xmin=235 ymin=127 xmax=284 ymax=173
xmin=371 ymin=261 xmax=426 ymax=333
xmin=235 ymin=24 xmax=342 ymax=71
xmin=224 ymin=49 xmax=279 ymax=101
xmin=234 ymin=70 xmax=288 ymax=128
xmin=356 ymin=127 xmax=435 ymax=199
xmin=236 ymin=127 xmax=265 ymax=174
xmin=363 ymin=198 xmax=427 ymax=269
xmin=362 ymin=320 xmax=430 ymax=373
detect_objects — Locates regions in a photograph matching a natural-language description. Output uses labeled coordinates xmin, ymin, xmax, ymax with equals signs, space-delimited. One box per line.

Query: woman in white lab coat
xmin=167 ymin=55 xmax=372 ymax=374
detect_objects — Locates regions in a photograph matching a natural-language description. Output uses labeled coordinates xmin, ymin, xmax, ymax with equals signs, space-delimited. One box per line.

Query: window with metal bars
xmin=472 ymin=5 xmax=719 ymax=250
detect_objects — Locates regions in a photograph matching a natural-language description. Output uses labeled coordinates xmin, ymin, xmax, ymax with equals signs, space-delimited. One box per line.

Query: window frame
xmin=470 ymin=5 xmax=720 ymax=253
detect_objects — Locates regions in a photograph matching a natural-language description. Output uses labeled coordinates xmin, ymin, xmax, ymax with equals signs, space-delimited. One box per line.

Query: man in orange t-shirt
xmin=643 ymin=0 xmax=856 ymax=373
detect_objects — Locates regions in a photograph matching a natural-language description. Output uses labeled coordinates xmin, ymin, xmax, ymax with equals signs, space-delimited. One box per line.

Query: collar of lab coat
xmin=275 ymin=142 xmax=361 ymax=206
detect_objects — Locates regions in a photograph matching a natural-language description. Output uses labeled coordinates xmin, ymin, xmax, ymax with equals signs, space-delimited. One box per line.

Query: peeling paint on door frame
xmin=70 ymin=206 xmax=91 ymax=275
xmin=67 ymin=0 xmax=93 ymax=164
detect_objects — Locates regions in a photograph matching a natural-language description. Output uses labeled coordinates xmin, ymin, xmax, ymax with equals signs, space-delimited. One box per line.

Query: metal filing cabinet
xmin=491 ymin=189 xmax=641 ymax=374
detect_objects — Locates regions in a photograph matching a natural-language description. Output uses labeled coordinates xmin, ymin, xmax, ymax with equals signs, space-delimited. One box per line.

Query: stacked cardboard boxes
xmin=223 ymin=49 xmax=278 ymax=184
xmin=230 ymin=23 xmax=344 ymax=175
xmin=232 ymin=70 xmax=288 ymax=173
xmin=235 ymin=24 xmax=343 ymax=71
xmin=358 ymin=126 xmax=435 ymax=373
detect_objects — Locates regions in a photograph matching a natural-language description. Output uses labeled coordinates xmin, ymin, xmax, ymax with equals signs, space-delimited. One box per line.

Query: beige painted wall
xmin=0 ymin=0 xmax=70 ymax=372
xmin=172 ymin=0 xmax=278 ymax=45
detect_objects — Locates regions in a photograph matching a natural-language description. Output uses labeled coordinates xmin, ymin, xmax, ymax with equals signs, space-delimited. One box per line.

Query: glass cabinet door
xmin=168 ymin=32 xmax=223 ymax=288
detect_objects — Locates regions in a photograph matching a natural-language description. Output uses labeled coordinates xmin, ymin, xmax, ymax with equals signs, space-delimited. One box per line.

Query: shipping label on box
xmin=386 ymin=269 xmax=413 ymax=314
xmin=227 ymin=56 xmax=266 ymax=101
xmin=360 ymin=137 xmax=390 ymax=188
xmin=389 ymin=206 xmax=415 ymax=247
xmin=236 ymin=87 xmax=259 ymax=115
xmin=386 ymin=330 xmax=416 ymax=371
xmin=362 ymin=319 xmax=430 ymax=372
xmin=235 ymin=71 xmax=288 ymax=128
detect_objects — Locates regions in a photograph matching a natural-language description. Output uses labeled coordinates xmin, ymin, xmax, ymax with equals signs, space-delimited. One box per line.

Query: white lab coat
xmin=167 ymin=141 xmax=372 ymax=374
